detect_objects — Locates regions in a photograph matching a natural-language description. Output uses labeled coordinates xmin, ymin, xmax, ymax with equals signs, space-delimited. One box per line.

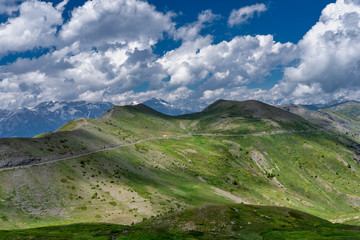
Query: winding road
xmin=0 ymin=130 xmax=318 ymax=172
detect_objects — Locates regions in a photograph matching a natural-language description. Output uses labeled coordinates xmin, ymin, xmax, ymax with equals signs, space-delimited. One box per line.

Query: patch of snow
xmin=48 ymin=102 xmax=65 ymax=112
xmin=67 ymin=108 xmax=79 ymax=116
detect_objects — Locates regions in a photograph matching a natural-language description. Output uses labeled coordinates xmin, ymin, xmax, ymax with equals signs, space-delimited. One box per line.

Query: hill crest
xmin=202 ymin=99 xmax=305 ymax=121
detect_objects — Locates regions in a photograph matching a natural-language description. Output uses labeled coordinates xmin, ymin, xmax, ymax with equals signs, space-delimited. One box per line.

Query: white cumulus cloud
xmin=158 ymin=34 xmax=297 ymax=90
xmin=273 ymin=0 xmax=360 ymax=104
xmin=0 ymin=0 xmax=175 ymax=109
xmin=60 ymin=0 xmax=174 ymax=50
xmin=5 ymin=0 xmax=360 ymax=110
xmin=0 ymin=0 xmax=63 ymax=55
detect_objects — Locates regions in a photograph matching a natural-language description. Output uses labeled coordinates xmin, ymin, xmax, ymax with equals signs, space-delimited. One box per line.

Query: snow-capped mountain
xmin=142 ymin=98 xmax=194 ymax=116
xmin=0 ymin=101 xmax=113 ymax=138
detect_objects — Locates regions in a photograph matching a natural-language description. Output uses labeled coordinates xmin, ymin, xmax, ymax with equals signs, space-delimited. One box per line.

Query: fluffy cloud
xmin=0 ymin=70 xmax=58 ymax=109
xmin=228 ymin=3 xmax=267 ymax=27
xmin=0 ymin=0 xmax=174 ymax=109
xmin=158 ymin=34 xmax=297 ymax=90
xmin=59 ymin=0 xmax=173 ymax=50
xmin=0 ymin=0 xmax=297 ymax=110
xmin=104 ymin=86 xmax=194 ymax=107
xmin=5 ymin=0 xmax=360 ymax=110
xmin=273 ymin=0 xmax=360 ymax=103
xmin=0 ymin=0 xmax=62 ymax=55
xmin=0 ymin=43 xmax=167 ymax=108
xmin=200 ymin=87 xmax=267 ymax=102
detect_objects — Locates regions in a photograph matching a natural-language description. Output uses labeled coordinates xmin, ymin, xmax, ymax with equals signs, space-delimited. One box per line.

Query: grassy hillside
xmin=326 ymin=101 xmax=360 ymax=119
xmin=0 ymin=104 xmax=188 ymax=168
xmin=180 ymin=100 xmax=314 ymax=134
xmin=321 ymin=101 xmax=360 ymax=140
xmin=282 ymin=102 xmax=360 ymax=141
xmin=1 ymin=204 xmax=360 ymax=239
xmin=0 ymin=100 xmax=312 ymax=168
xmin=1 ymin=100 xmax=360 ymax=233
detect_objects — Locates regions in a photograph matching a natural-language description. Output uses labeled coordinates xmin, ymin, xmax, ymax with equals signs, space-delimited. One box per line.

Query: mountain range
xmin=1 ymin=98 xmax=356 ymax=139
xmin=1 ymin=99 xmax=360 ymax=238
xmin=0 ymin=98 xmax=194 ymax=138
xmin=0 ymin=101 xmax=113 ymax=138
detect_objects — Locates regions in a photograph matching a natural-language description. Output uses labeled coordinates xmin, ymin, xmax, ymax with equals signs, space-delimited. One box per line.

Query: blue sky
xmin=149 ymin=0 xmax=334 ymax=43
xmin=1 ymin=0 xmax=359 ymax=110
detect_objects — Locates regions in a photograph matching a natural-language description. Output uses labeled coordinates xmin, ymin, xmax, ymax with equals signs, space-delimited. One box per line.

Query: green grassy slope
xmin=0 ymin=104 xmax=188 ymax=168
xmin=1 ymin=204 xmax=360 ymax=240
xmin=320 ymin=109 xmax=360 ymax=140
xmin=320 ymin=101 xmax=360 ymax=140
xmin=282 ymin=103 xmax=360 ymax=142
xmin=180 ymin=100 xmax=314 ymax=134
xmin=0 ymin=100 xmax=312 ymax=168
xmin=326 ymin=101 xmax=360 ymax=119
xmin=0 ymin=100 xmax=360 ymax=232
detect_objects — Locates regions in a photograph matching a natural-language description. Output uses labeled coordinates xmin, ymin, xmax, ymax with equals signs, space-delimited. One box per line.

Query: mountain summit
xmin=202 ymin=99 xmax=304 ymax=121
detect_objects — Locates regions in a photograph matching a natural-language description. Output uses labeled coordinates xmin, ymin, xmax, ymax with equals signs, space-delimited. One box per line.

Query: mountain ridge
xmin=0 ymin=99 xmax=315 ymax=170
xmin=202 ymin=99 xmax=305 ymax=121
xmin=1 ymin=99 xmax=360 ymax=233
xmin=281 ymin=100 xmax=360 ymax=141
xmin=0 ymin=101 xmax=113 ymax=138
xmin=142 ymin=98 xmax=193 ymax=116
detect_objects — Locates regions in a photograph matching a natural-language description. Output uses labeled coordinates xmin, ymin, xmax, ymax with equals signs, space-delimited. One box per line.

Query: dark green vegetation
xmin=1 ymin=204 xmax=360 ymax=239
xmin=1 ymin=100 xmax=360 ymax=238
